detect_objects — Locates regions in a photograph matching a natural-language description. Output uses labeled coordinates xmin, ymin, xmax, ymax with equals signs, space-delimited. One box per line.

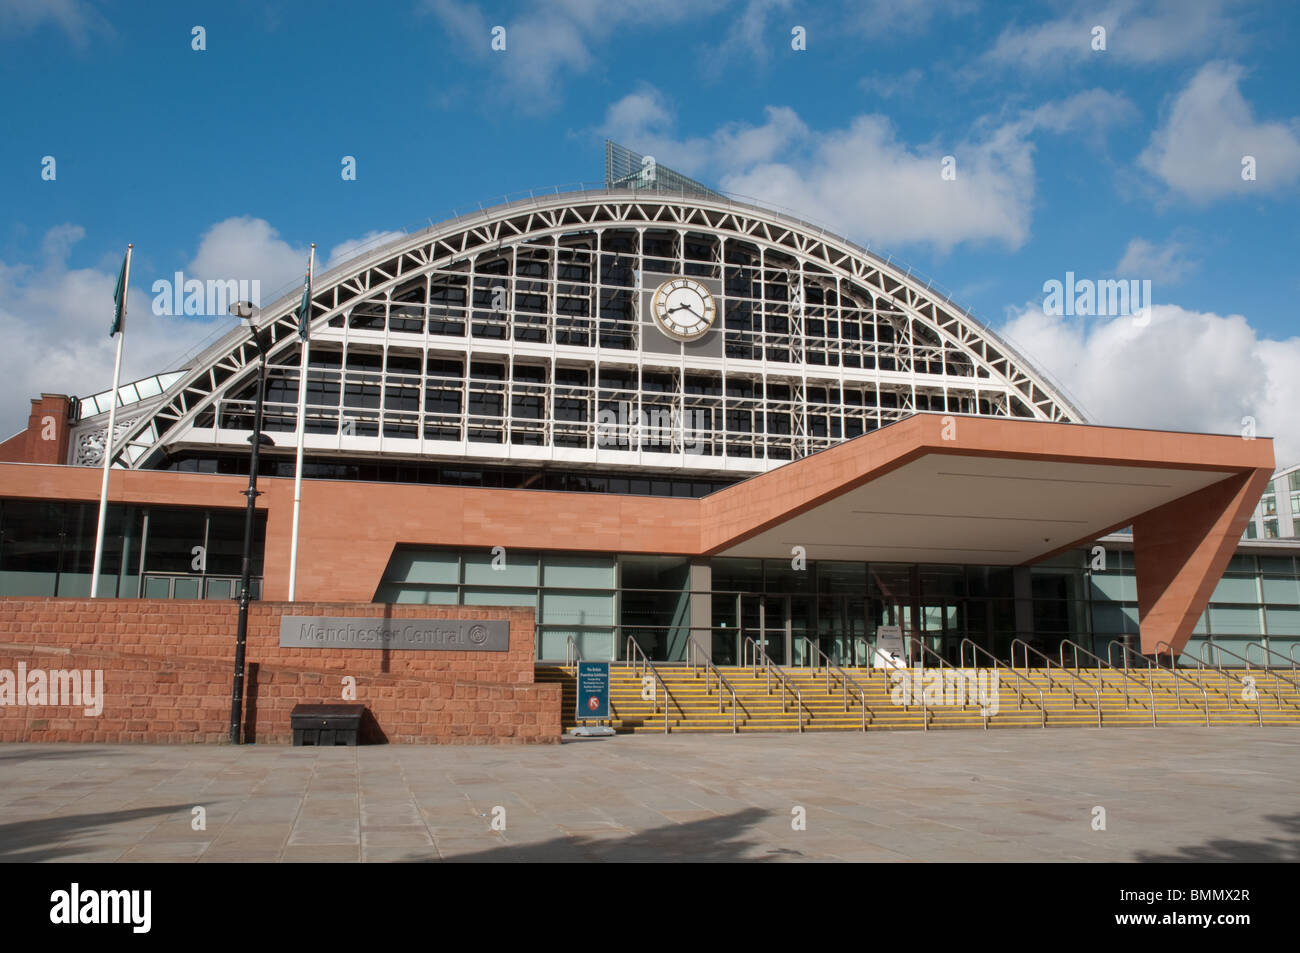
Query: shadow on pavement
xmin=404 ymin=806 xmax=776 ymax=862
xmin=0 ymin=748 xmax=121 ymax=763
xmin=0 ymin=805 xmax=192 ymax=863
xmin=1134 ymin=812 xmax=1300 ymax=862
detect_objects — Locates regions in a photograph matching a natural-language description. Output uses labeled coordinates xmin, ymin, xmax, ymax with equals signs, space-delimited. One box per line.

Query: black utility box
xmin=291 ymin=703 xmax=366 ymax=746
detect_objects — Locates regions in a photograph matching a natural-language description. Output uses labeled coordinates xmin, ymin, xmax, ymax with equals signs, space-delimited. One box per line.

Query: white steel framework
xmin=84 ymin=190 xmax=1085 ymax=476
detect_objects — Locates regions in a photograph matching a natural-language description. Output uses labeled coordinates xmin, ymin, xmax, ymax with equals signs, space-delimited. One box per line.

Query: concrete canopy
xmin=701 ymin=413 xmax=1274 ymax=654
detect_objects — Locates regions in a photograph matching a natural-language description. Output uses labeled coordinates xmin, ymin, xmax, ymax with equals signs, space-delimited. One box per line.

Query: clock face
xmin=650 ymin=277 xmax=716 ymax=342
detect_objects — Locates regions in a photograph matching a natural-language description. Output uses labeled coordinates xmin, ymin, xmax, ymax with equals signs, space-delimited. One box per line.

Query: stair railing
xmin=564 ymin=634 xmax=583 ymax=672
xmin=955 ymin=638 xmax=1044 ymax=728
xmin=625 ymin=636 xmax=684 ymax=734
xmin=1059 ymin=639 xmax=1154 ymax=720
xmin=741 ymin=635 xmax=807 ymax=732
xmin=1113 ymin=641 xmax=1211 ymax=727
xmin=1195 ymin=642 xmax=1286 ymax=723
xmin=1244 ymin=641 xmax=1300 ymax=682
xmin=685 ymin=640 xmax=747 ymax=734
xmin=798 ymin=636 xmax=872 ymax=731
xmin=1010 ymin=638 xmax=1101 ymax=725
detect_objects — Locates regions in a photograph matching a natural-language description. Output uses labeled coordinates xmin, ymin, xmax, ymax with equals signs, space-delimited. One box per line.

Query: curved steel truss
xmin=101 ymin=189 xmax=1084 ymax=471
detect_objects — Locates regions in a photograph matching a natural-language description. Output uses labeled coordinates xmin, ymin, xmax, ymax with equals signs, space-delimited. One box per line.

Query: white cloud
xmin=1115 ymin=237 xmax=1198 ymax=284
xmin=1138 ymin=61 xmax=1300 ymax=202
xmin=1000 ymin=302 xmax=1300 ymax=466
xmin=325 ymin=230 xmax=407 ymax=270
xmin=0 ymin=227 xmax=219 ymax=441
xmin=984 ymin=0 xmax=1239 ymax=70
xmin=602 ymin=87 xmax=1135 ymax=252
xmin=849 ymin=0 xmax=976 ymax=35
xmin=0 ymin=0 xmax=109 ymax=46
xmin=421 ymin=0 xmax=726 ymax=108
xmin=185 ymin=217 xmax=311 ymax=304
xmin=702 ymin=0 xmax=792 ymax=75
xmin=859 ymin=68 xmax=925 ymax=101
xmin=0 ymin=220 xmax=423 ymax=441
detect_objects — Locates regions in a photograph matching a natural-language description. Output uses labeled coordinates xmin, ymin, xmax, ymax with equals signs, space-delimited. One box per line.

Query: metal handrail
xmin=798 ymin=637 xmax=872 ymax=730
xmin=624 ymin=636 xmax=684 ymax=734
xmin=1156 ymin=639 xmax=1234 ymax=710
xmin=1059 ymin=639 xmax=1154 ymax=719
xmin=1010 ymin=638 xmax=1101 ymax=725
xmin=954 ymin=638 xmax=1043 ymax=728
xmin=685 ymin=641 xmax=747 ymax=734
xmin=1197 ymin=641 xmax=1295 ymax=717
xmin=1115 ymin=641 xmax=1211 ymax=727
xmin=564 ymin=634 xmax=582 ymax=672
xmin=741 ymin=635 xmax=806 ymax=732
xmin=1244 ymin=641 xmax=1300 ymax=676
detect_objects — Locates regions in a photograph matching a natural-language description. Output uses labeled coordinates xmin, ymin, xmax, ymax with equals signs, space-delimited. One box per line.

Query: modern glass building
xmin=1243 ymin=462 xmax=1300 ymax=540
xmin=0 ymin=149 xmax=1287 ymax=669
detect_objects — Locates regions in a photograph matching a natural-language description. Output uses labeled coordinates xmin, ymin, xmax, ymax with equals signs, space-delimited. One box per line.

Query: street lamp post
xmin=229 ymin=301 xmax=274 ymax=745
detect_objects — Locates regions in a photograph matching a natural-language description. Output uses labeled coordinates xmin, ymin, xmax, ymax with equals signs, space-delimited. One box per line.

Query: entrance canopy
xmin=700 ymin=413 xmax=1274 ymax=654
xmin=714 ymin=454 xmax=1233 ymax=564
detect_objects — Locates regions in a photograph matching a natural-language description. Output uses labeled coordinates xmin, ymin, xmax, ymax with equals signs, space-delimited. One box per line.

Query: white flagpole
xmin=287 ymin=243 xmax=314 ymax=601
xmin=90 ymin=243 xmax=132 ymax=598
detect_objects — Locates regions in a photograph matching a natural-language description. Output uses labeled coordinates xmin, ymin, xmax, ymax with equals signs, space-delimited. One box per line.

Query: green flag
xmin=110 ymin=248 xmax=129 ymax=337
xmin=297 ymin=245 xmax=314 ymax=340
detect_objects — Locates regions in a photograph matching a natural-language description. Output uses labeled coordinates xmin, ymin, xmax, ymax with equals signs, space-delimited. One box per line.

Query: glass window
xmin=1207 ymin=605 xmax=1263 ymax=635
xmin=712 ymin=557 xmax=762 ymax=592
xmin=463 ymin=549 xmax=537 ymax=587
xmin=1211 ymin=575 xmax=1260 ymax=603
xmin=384 ymin=548 xmax=459 ymax=585
xmin=966 ymin=566 xmax=1014 ymax=597
xmin=1089 ymin=571 xmax=1135 ymax=602
xmin=540 ymin=590 xmax=614 ymax=626
xmin=817 ymin=561 xmax=866 ymax=595
xmin=374 ymin=584 xmax=457 ymax=605
xmin=0 ymin=500 xmax=63 ymax=596
xmin=1091 ymin=603 xmax=1139 ymax=632
xmin=543 ymin=553 xmax=615 ymax=589
xmin=463 ymin=588 xmax=537 ymax=608
xmin=1265 ymin=607 xmax=1300 ymax=636
xmin=1262 ymin=576 xmax=1300 ymax=604
xmin=143 ymin=508 xmax=207 ymax=574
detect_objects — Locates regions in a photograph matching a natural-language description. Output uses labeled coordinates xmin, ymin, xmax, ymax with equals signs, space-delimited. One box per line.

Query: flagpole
xmin=287 ymin=243 xmax=314 ymax=601
xmin=90 ymin=243 xmax=132 ymax=598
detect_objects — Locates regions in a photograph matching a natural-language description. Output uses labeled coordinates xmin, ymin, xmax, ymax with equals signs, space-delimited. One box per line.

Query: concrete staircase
xmin=535 ymin=662 xmax=1300 ymax=733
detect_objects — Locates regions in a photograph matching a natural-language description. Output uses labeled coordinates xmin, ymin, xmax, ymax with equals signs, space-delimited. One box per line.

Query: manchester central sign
xmin=279 ymin=616 xmax=510 ymax=652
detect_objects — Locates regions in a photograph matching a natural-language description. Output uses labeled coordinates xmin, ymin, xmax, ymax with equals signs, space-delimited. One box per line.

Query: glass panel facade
xmin=371 ymin=541 xmax=1300 ymax=665
xmin=0 ymin=499 xmax=262 ymax=599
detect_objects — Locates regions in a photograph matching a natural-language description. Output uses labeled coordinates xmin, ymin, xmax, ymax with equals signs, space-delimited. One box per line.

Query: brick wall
xmin=0 ymin=394 xmax=74 ymax=464
xmin=0 ymin=599 xmax=561 ymax=744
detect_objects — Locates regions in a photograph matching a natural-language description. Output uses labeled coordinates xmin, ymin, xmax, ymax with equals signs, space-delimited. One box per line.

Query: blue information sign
xmin=576 ymin=661 xmax=610 ymax=720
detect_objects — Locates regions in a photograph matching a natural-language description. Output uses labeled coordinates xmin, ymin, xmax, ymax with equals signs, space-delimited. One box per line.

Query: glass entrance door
xmin=920 ymin=602 xmax=963 ymax=664
xmin=740 ymin=594 xmax=788 ymax=665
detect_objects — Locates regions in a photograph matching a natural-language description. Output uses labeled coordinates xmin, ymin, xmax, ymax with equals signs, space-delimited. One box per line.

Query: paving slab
xmin=0 ymin=729 xmax=1297 ymax=861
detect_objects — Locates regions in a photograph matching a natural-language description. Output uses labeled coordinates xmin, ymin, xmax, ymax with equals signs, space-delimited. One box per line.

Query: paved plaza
xmin=0 ymin=728 xmax=1296 ymax=862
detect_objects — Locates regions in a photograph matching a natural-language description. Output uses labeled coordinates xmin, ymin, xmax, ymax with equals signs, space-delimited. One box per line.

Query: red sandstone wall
xmin=0 ymin=599 xmax=561 ymax=745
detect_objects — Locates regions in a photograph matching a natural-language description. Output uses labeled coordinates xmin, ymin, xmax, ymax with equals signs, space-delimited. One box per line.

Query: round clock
xmin=650 ymin=277 xmax=716 ymax=342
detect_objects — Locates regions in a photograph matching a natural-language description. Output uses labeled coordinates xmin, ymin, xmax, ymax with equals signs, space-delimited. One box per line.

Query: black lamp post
xmin=229 ymin=301 xmax=274 ymax=745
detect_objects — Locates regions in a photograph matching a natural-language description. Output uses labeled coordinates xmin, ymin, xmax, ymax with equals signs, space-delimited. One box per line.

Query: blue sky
xmin=2 ymin=0 xmax=1299 ymax=458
